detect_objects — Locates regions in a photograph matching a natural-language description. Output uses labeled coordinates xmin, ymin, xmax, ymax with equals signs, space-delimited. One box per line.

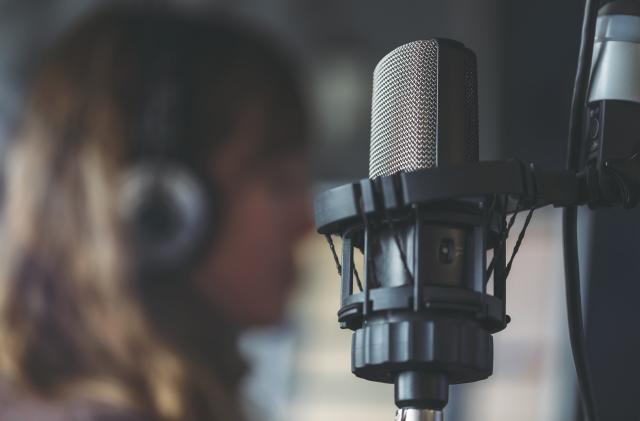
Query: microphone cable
xmin=563 ymin=0 xmax=600 ymax=420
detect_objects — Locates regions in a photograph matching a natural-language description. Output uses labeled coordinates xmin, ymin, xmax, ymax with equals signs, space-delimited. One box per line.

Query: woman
xmin=0 ymin=4 xmax=311 ymax=421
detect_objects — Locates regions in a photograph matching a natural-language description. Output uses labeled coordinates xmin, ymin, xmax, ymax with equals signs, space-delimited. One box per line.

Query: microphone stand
xmin=396 ymin=408 xmax=444 ymax=421
xmin=314 ymin=157 xmax=640 ymax=420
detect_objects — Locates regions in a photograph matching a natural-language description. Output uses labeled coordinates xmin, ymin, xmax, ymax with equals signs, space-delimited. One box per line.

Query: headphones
xmin=117 ymin=29 xmax=220 ymax=274
xmin=119 ymin=162 xmax=217 ymax=273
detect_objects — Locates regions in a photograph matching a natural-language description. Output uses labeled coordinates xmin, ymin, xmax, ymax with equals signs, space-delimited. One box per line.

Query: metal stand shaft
xmin=395 ymin=408 xmax=444 ymax=421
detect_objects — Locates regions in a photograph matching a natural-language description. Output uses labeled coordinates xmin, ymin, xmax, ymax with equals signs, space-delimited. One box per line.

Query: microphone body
xmin=315 ymin=3 xmax=640 ymax=419
xmin=367 ymin=40 xmax=481 ymax=294
xmin=333 ymin=39 xmax=507 ymax=413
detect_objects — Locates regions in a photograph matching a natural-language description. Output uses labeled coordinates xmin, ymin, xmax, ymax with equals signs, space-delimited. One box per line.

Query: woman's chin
xmin=236 ymin=300 xmax=290 ymax=329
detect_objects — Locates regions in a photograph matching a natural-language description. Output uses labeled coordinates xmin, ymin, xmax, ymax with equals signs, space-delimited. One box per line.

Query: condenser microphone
xmin=313 ymin=38 xmax=513 ymax=421
xmin=315 ymin=4 xmax=640 ymax=420
xmin=313 ymin=32 xmax=622 ymax=419
xmin=360 ymin=39 xmax=492 ymax=420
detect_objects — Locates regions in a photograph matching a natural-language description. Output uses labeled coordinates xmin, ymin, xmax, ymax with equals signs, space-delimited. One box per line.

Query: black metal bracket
xmin=315 ymin=159 xmax=589 ymax=235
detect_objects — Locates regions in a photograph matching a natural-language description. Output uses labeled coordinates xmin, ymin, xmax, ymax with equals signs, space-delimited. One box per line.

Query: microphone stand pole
xmin=396 ymin=408 xmax=444 ymax=421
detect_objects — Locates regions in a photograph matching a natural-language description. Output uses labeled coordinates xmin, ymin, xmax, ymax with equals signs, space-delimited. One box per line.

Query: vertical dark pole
xmin=473 ymin=226 xmax=487 ymax=293
xmin=341 ymin=235 xmax=354 ymax=306
xmin=413 ymin=205 xmax=422 ymax=311
xmin=493 ymin=240 xmax=507 ymax=305
xmin=363 ymin=226 xmax=370 ymax=317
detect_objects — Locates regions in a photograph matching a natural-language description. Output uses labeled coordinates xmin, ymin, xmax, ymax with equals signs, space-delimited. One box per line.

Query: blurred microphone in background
xmin=0 ymin=4 xmax=311 ymax=421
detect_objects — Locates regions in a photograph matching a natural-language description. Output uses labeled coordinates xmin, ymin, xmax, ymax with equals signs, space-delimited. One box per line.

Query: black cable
xmin=324 ymin=234 xmax=363 ymax=292
xmin=353 ymin=264 xmax=363 ymax=292
xmin=386 ymin=216 xmax=414 ymax=283
xmin=486 ymin=197 xmax=521 ymax=280
xmin=325 ymin=234 xmax=342 ymax=275
xmin=563 ymin=0 xmax=600 ymax=420
xmin=504 ymin=207 xmax=535 ymax=279
xmin=609 ymin=168 xmax=633 ymax=207
xmin=393 ymin=232 xmax=413 ymax=281
xmin=360 ymin=210 xmax=380 ymax=288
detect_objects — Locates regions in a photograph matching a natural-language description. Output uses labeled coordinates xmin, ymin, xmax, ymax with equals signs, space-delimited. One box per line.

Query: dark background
xmin=0 ymin=1 xmax=637 ymax=419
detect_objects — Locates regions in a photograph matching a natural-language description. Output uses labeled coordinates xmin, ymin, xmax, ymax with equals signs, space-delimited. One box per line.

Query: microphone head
xmin=369 ymin=39 xmax=479 ymax=178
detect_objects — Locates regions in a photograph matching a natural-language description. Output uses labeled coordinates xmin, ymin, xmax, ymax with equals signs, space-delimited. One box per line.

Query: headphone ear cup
xmin=119 ymin=164 xmax=217 ymax=272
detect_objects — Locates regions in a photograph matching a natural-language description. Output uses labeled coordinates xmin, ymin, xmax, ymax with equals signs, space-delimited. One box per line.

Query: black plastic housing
xmin=584 ymin=100 xmax=640 ymax=207
xmin=315 ymin=160 xmax=594 ymax=411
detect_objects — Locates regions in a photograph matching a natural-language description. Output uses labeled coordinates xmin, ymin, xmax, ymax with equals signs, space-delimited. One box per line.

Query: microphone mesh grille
xmin=369 ymin=40 xmax=439 ymax=178
xmin=368 ymin=40 xmax=479 ymax=178
xmin=463 ymin=54 xmax=479 ymax=165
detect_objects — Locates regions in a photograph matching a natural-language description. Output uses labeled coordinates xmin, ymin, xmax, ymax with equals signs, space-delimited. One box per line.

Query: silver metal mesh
xmin=369 ymin=40 xmax=439 ymax=178
xmin=368 ymin=39 xmax=479 ymax=178
xmin=463 ymin=51 xmax=479 ymax=163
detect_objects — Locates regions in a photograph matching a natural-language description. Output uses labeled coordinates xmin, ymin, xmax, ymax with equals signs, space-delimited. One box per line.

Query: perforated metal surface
xmin=463 ymin=51 xmax=479 ymax=164
xmin=368 ymin=39 xmax=479 ymax=178
xmin=369 ymin=40 xmax=439 ymax=178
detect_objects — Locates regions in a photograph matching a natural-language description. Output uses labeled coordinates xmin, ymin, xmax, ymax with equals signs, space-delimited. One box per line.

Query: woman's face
xmin=194 ymin=108 xmax=313 ymax=328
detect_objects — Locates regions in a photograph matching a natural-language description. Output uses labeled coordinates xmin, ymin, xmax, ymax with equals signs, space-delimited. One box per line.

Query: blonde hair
xmin=0 ymin=48 xmax=192 ymax=420
xmin=0 ymin=5 xmax=306 ymax=420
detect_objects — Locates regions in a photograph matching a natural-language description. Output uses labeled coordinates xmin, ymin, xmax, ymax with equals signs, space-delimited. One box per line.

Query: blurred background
xmin=0 ymin=1 xmax=638 ymax=420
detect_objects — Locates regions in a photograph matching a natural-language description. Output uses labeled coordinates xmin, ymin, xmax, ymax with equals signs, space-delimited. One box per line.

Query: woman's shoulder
xmin=0 ymin=384 xmax=152 ymax=421
xmin=69 ymin=402 xmax=152 ymax=421
xmin=0 ymin=401 xmax=151 ymax=421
